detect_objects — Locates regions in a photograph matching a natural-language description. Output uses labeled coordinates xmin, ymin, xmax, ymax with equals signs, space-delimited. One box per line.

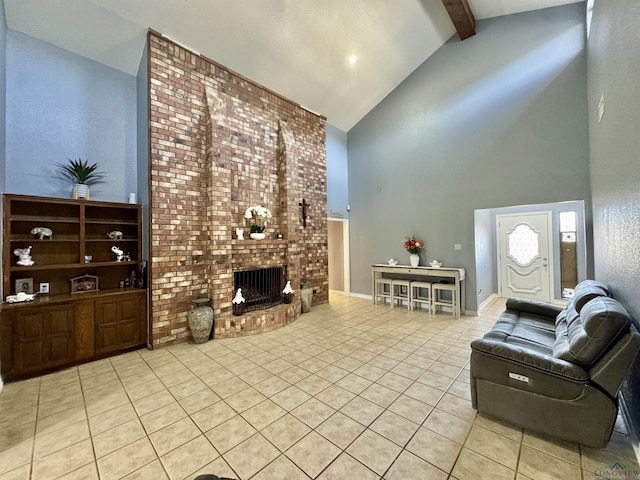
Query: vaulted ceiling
xmin=4 ymin=0 xmax=583 ymax=131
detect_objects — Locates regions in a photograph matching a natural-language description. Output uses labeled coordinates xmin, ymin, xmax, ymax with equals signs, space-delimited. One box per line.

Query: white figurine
xmin=430 ymin=260 xmax=442 ymax=268
xmin=283 ymin=281 xmax=293 ymax=294
xmin=107 ymin=230 xmax=124 ymax=240
xmin=236 ymin=228 xmax=244 ymax=240
xmin=232 ymin=288 xmax=246 ymax=304
xmin=31 ymin=227 xmax=53 ymax=239
xmin=14 ymin=246 xmax=34 ymax=266
xmin=388 ymin=258 xmax=398 ymax=266
xmin=111 ymin=246 xmax=130 ymax=262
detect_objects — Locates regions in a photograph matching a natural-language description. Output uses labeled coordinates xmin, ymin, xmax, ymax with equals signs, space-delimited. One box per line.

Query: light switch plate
xmin=454 ymin=243 xmax=462 ymax=251
xmin=39 ymin=282 xmax=50 ymax=294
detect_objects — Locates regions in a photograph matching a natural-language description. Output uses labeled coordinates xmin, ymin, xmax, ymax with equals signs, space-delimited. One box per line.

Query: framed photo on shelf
xmin=15 ymin=278 xmax=34 ymax=295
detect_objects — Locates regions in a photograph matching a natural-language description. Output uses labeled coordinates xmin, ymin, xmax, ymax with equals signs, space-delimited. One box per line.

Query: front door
xmin=498 ymin=212 xmax=553 ymax=302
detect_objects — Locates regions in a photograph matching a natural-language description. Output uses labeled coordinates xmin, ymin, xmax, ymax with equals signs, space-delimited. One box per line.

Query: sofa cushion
xmin=553 ymin=297 xmax=630 ymax=366
xmin=568 ymin=282 xmax=609 ymax=313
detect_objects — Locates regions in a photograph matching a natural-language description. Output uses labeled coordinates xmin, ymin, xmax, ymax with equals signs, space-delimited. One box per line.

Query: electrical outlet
xmin=39 ymin=282 xmax=50 ymax=294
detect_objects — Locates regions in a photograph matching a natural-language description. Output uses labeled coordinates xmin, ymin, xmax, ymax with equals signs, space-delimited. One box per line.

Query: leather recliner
xmin=470 ymin=280 xmax=640 ymax=447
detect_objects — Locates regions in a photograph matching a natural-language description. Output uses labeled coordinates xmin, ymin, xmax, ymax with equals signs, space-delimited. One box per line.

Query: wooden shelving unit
xmin=1 ymin=194 xmax=148 ymax=381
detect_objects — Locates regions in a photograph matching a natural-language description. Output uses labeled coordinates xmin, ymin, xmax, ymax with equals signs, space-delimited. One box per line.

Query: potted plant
xmin=244 ymin=205 xmax=272 ymax=240
xmin=403 ymin=235 xmax=425 ymax=267
xmin=56 ymin=158 xmax=104 ymax=199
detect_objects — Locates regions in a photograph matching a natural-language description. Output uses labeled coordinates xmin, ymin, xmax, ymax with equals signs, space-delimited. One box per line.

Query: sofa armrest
xmin=471 ymin=338 xmax=589 ymax=382
xmin=505 ymin=297 xmax=564 ymax=319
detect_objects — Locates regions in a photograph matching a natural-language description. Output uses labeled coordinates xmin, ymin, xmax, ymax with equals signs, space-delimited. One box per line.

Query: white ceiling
xmin=4 ymin=0 xmax=582 ymax=131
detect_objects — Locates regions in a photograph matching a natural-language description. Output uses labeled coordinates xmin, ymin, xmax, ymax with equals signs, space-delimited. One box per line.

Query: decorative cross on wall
xmin=299 ymin=198 xmax=310 ymax=228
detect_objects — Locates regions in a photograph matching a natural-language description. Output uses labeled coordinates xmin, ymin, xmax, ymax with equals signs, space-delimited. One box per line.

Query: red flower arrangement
xmin=403 ymin=236 xmax=424 ymax=255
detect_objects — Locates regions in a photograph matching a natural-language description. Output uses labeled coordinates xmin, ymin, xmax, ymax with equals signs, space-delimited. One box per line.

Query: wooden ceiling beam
xmin=441 ymin=0 xmax=476 ymax=40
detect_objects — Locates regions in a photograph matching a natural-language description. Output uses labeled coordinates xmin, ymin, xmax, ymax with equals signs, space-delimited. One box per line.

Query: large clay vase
xmin=409 ymin=254 xmax=420 ymax=267
xmin=188 ymin=298 xmax=214 ymax=343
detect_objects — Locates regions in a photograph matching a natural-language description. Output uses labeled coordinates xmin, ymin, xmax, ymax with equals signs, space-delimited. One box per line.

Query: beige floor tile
xmin=32 ymin=438 xmax=95 ymax=480
xmin=390 ymin=362 xmax=426 ymax=380
xmin=295 ymin=375 xmax=333 ymax=396
xmin=190 ymin=400 xmax=237 ymax=432
xmin=177 ymin=388 xmax=221 ymax=415
xmin=406 ymin=427 xmax=462 ymax=473
xmin=315 ymin=384 xmax=356 ymax=411
xmin=388 ymin=394 xmax=433 ymax=424
xmin=451 ymin=447 xmax=515 ymax=480
xmin=385 ymin=450 xmax=448 ymax=480
xmin=317 ymin=452 xmax=379 ymax=480
xmin=97 ymin=437 xmax=157 ymax=480
xmin=424 ymin=408 xmax=472 ymax=444
xmin=346 ymin=429 xmax=402 ymax=476
xmin=252 ymin=454 xmax=309 ymax=480
xmin=291 ymin=397 xmax=336 ymax=428
xmin=253 ymin=375 xmax=291 ymax=397
xmin=34 ymin=419 xmax=90 ymax=459
xmin=140 ymin=402 xmax=187 ymax=434
xmin=237 ymin=366 xmax=273 ymax=385
xmin=224 ymin=387 xmax=267 ymax=413
xmin=0 ymin=464 xmax=30 ymax=480
xmin=353 ymin=364 xmax=386 ymax=382
xmin=131 ymin=389 xmax=176 ymax=416
xmin=35 ymin=406 xmax=86 ymax=436
xmin=376 ymin=371 xmax=414 ymax=393
xmin=436 ymin=392 xmax=477 ymax=422
xmin=340 ymin=396 xmax=384 ymax=426
xmin=370 ymin=411 xmax=419 ymax=447
xmin=465 ymin=425 xmax=520 ymax=470
xmin=38 ymin=392 xmax=84 ymax=419
xmin=333 ymin=356 xmax=365 ymax=372
xmin=523 ymin=430 xmax=580 ymax=466
xmin=121 ymin=459 xmax=168 ymax=479
xmin=125 ymin=378 xmax=168 ymax=401
xmin=473 ymin=413 xmax=523 ymax=442
xmin=403 ymin=381 xmax=444 ymax=406
xmin=519 ymin=445 xmax=581 ymax=480
xmin=335 ymin=373 xmax=373 ymax=394
xmin=93 ymin=418 xmax=147 ymax=458
xmin=160 ymin=435 xmax=218 ymax=480
xmin=264 ymin=358 xmax=295 ymax=374
xmin=205 ymin=415 xmax=257 ymax=454
xmin=88 ymin=403 xmax=137 ymax=436
xmin=223 ymin=433 xmax=279 ymax=479
xmin=360 ymin=383 xmax=400 ymax=408
xmin=149 ymin=417 xmax=201 ymax=456
xmin=581 ymin=431 xmax=639 ymax=471
xmin=447 ymin=379 xmax=472 ymax=400
xmin=190 ymin=456 xmax=236 ymax=480
xmin=271 ymin=385 xmax=312 ymax=411
xmin=262 ymin=414 xmax=312 ymax=452
xmin=57 ymin=462 xmax=99 ymax=480
xmin=241 ymin=399 xmax=287 ymax=430
xmin=316 ymin=365 xmax=350 ymax=383
xmin=209 ymin=377 xmax=251 ymax=399
xmin=316 ymin=412 xmax=367 ymax=450
xmin=286 ymin=431 xmax=341 ymax=478
xmin=0 ymin=424 xmax=34 ymax=476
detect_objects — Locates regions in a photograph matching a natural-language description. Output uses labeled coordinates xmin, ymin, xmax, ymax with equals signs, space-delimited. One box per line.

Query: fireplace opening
xmin=234 ymin=266 xmax=285 ymax=313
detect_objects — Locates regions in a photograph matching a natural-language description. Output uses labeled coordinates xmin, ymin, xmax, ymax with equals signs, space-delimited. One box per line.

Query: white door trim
xmin=327 ymin=218 xmax=350 ymax=295
xmin=496 ymin=211 xmax=554 ymax=302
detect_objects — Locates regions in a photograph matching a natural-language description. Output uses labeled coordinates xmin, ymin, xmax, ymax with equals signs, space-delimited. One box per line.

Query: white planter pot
xmin=73 ymin=184 xmax=89 ymax=199
xmin=250 ymin=233 xmax=266 ymax=240
xmin=409 ymin=254 xmax=420 ymax=267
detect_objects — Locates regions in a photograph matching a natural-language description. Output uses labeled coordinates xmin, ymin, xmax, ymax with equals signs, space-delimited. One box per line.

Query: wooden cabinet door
xmin=14 ymin=305 xmax=75 ymax=373
xmin=95 ymin=295 xmax=141 ymax=353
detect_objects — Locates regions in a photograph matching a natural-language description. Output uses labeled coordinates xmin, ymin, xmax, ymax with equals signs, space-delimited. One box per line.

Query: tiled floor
xmin=0 ymin=294 xmax=638 ymax=480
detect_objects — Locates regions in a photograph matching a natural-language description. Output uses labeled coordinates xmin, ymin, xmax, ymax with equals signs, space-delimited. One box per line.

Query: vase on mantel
xmin=188 ymin=298 xmax=214 ymax=343
xmin=409 ymin=254 xmax=420 ymax=268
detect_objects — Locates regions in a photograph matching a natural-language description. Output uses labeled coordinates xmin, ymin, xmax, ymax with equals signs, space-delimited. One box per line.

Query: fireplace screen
xmin=234 ymin=266 xmax=285 ymax=312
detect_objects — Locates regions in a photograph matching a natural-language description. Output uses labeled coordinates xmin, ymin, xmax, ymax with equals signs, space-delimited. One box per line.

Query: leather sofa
xmin=470 ymin=280 xmax=640 ymax=447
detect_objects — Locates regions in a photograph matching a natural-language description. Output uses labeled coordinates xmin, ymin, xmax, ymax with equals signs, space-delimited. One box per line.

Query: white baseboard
xmin=0 ymin=376 xmax=3 ymax=395
xmin=478 ymin=293 xmax=499 ymax=312
xmin=349 ymin=292 xmax=372 ymax=300
xmin=329 ymin=289 xmax=349 ymax=296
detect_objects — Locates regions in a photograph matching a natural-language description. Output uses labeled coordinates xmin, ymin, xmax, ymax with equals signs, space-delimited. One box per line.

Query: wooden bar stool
xmin=432 ymin=282 xmax=458 ymax=317
xmin=410 ymin=281 xmax=433 ymax=313
xmin=391 ymin=279 xmax=411 ymax=309
xmin=374 ymin=277 xmax=393 ymax=305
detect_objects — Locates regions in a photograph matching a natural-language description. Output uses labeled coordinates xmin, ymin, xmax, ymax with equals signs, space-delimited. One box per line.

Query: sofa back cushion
xmin=554 ymin=297 xmax=630 ymax=366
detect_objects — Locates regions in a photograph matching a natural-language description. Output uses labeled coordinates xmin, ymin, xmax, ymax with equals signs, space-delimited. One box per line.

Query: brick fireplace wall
xmin=147 ymin=31 xmax=328 ymax=346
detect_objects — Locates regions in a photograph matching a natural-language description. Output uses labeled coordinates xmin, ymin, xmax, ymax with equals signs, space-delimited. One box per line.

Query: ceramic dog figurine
xmin=31 ymin=227 xmax=53 ymax=239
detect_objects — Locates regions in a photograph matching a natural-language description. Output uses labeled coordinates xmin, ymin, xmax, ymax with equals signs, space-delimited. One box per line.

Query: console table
xmin=371 ymin=264 xmax=466 ymax=317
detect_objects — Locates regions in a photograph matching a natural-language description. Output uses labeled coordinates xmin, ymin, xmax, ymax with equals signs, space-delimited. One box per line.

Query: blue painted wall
xmin=5 ymin=30 xmax=136 ymax=202
xmin=326 ymin=123 xmax=348 ymax=219
xmin=587 ymin=0 xmax=640 ymax=437
xmin=0 ymin=2 xmax=6 ymax=193
xmin=347 ymin=5 xmax=589 ymax=311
